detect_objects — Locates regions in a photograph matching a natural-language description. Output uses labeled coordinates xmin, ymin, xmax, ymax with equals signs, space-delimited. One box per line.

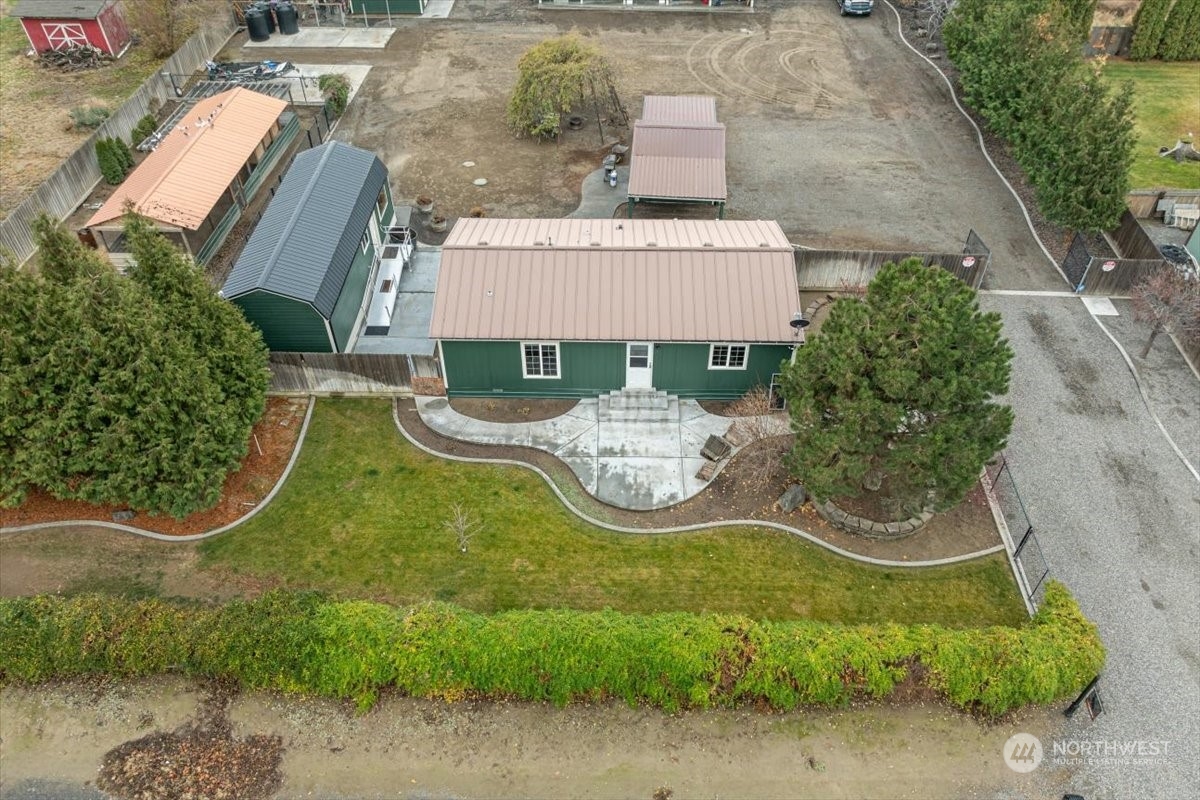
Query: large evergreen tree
xmin=779 ymin=260 xmax=1014 ymax=512
xmin=1159 ymin=0 xmax=1200 ymax=60
xmin=1129 ymin=0 xmax=1174 ymax=60
xmin=0 ymin=214 xmax=269 ymax=518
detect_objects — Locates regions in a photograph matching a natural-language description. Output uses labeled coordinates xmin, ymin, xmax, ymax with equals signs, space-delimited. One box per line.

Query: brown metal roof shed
xmin=627 ymin=95 xmax=727 ymax=210
xmin=430 ymin=218 xmax=799 ymax=343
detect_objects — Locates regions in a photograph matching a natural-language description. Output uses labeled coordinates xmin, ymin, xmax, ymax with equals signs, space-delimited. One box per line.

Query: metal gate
xmin=983 ymin=454 xmax=1050 ymax=610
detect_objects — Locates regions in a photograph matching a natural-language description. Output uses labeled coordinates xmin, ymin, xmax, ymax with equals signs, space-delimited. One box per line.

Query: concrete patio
xmin=415 ymin=395 xmax=788 ymax=510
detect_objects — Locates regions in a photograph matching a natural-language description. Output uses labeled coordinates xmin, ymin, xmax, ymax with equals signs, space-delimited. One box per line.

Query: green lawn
xmin=1103 ymin=60 xmax=1200 ymax=190
xmin=200 ymin=400 xmax=1027 ymax=628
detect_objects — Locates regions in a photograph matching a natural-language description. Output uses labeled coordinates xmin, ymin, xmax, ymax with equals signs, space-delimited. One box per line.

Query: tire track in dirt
xmin=686 ymin=30 xmax=851 ymax=113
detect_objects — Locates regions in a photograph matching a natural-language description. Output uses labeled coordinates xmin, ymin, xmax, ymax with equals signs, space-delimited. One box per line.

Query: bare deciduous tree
xmin=444 ymin=503 xmax=483 ymax=554
xmin=725 ymin=386 xmax=792 ymax=491
xmin=1130 ymin=267 xmax=1200 ymax=358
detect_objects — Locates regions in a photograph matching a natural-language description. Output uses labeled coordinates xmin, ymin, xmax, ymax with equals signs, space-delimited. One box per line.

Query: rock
xmin=924 ymin=42 xmax=939 ymax=53
xmin=462 ymin=161 xmax=476 ymax=167
xmin=112 ymin=509 xmax=135 ymax=522
xmin=695 ymin=461 xmax=716 ymax=481
xmin=473 ymin=178 xmax=488 ymax=186
xmin=862 ymin=469 xmax=883 ymax=492
xmin=723 ymin=421 xmax=751 ymax=447
xmin=777 ymin=484 xmax=807 ymax=512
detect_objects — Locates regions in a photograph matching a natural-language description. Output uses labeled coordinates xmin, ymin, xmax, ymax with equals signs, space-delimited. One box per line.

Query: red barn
xmin=10 ymin=0 xmax=131 ymax=57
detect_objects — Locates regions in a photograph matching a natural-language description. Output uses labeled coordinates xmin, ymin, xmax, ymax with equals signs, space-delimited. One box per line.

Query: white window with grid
xmin=521 ymin=342 xmax=560 ymax=379
xmin=709 ymin=344 xmax=748 ymax=370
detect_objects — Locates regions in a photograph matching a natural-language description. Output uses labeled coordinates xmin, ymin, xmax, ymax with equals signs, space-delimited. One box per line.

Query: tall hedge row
xmin=943 ymin=0 xmax=1136 ymax=233
xmin=0 ymin=583 xmax=1103 ymax=717
xmin=1130 ymin=0 xmax=1174 ymax=60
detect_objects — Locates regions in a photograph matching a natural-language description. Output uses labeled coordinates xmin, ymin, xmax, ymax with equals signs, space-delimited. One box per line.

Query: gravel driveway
xmin=984 ymin=293 xmax=1200 ymax=799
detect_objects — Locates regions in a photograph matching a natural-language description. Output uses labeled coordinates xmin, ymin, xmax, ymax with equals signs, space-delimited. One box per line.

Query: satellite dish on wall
xmin=789 ymin=312 xmax=810 ymax=330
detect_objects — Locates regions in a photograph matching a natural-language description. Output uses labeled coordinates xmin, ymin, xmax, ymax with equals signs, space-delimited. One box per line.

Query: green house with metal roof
xmin=222 ymin=141 xmax=394 ymax=353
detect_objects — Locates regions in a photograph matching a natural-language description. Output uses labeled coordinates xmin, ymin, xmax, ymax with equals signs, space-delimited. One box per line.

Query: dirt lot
xmin=240 ymin=0 xmax=1065 ymax=290
xmin=0 ymin=676 xmax=1081 ymax=800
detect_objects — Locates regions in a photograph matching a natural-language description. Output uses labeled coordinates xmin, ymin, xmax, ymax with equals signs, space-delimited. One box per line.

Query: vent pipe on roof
xmin=590 ymin=241 xmax=601 ymax=247
xmin=533 ymin=240 xmax=545 ymax=246
xmin=703 ymin=242 xmax=713 ymax=247
xmin=477 ymin=240 xmax=488 ymax=246
xmin=646 ymin=241 xmax=657 ymax=247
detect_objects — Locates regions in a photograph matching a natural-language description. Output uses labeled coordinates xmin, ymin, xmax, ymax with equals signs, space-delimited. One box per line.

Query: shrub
xmin=131 ymin=113 xmax=159 ymax=146
xmin=0 ymin=582 xmax=1104 ymax=718
xmin=95 ymin=138 xmax=125 ymax=185
xmin=318 ymin=73 xmax=351 ymax=118
xmin=111 ymin=137 xmax=134 ymax=171
xmin=70 ymin=106 xmax=110 ymax=130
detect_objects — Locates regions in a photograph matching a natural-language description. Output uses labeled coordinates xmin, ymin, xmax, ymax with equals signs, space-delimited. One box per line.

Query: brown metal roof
xmin=442 ymin=218 xmax=788 ymax=250
xmin=642 ymin=95 xmax=718 ymax=126
xmin=627 ymin=123 xmax=727 ymax=202
xmin=430 ymin=219 xmax=799 ymax=342
xmin=86 ymin=88 xmax=288 ymax=230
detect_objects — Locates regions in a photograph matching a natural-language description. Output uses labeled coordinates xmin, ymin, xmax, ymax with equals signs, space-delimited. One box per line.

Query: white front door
xmin=625 ymin=342 xmax=654 ymax=389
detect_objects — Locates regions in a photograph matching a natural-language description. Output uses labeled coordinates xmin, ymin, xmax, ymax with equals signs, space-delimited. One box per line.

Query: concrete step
xmin=598 ymin=390 xmax=679 ymax=422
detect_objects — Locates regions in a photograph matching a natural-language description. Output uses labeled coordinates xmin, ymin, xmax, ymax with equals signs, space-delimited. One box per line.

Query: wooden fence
xmin=794 ymin=230 xmax=990 ymax=291
xmin=0 ymin=21 xmax=236 ymax=266
xmin=1112 ymin=208 xmax=1162 ymax=260
xmin=1126 ymin=190 xmax=1200 ymax=219
xmin=1062 ymin=212 xmax=1166 ymax=295
xmin=269 ymin=353 xmax=441 ymax=395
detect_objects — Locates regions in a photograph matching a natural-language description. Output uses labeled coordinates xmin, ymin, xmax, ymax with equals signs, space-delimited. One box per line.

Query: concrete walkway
xmin=244 ymin=27 xmax=396 ymax=49
xmin=568 ymin=166 xmax=629 ymax=219
xmin=416 ymin=396 xmax=786 ymax=510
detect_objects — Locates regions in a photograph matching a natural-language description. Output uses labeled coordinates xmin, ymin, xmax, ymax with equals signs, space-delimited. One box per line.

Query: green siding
xmin=351 ymin=0 xmax=424 ymax=14
xmin=442 ymin=341 xmax=625 ymax=398
xmin=330 ymin=240 xmax=374 ymax=352
xmin=652 ymin=343 xmax=792 ymax=399
xmin=442 ymin=340 xmax=792 ymax=399
xmin=232 ymin=291 xmax=332 ymax=353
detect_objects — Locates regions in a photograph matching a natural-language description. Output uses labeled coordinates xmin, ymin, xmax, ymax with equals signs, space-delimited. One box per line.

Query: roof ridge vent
xmin=759 ymin=242 xmax=770 ymax=247
xmin=702 ymin=242 xmax=713 ymax=247
xmin=533 ymin=240 xmax=545 ymax=246
xmin=646 ymin=241 xmax=657 ymax=247
xmin=477 ymin=240 xmax=488 ymax=246
xmin=590 ymin=241 xmax=601 ymax=246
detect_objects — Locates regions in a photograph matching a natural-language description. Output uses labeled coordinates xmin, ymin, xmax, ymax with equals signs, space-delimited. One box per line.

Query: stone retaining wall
xmin=814 ymin=498 xmax=933 ymax=540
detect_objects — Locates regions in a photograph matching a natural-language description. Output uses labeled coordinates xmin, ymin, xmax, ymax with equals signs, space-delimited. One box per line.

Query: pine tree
xmin=1130 ymin=0 xmax=1174 ymax=60
xmin=779 ymin=259 xmax=1014 ymax=512
xmin=1053 ymin=0 xmax=1099 ymax=44
xmin=1 ymin=214 xmax=270 ymax=518
xmin=96 ymin=138 xmax=124 ymax=185
xmin=1159 ymin=0 xmax=1200 ymax=60
xmin=112 ymin=137 xmax=134 ymax=172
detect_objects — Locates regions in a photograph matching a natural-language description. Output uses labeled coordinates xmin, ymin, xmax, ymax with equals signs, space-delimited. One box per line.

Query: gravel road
xmin=983 ymin=293 xmax=1200 ymax=799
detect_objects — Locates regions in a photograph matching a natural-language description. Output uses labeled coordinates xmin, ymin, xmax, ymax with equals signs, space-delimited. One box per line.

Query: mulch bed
xmin=0 ymin=397 xmax=308 ymax=536
xmin=396 ymin=398 xmax=1001 ymax=562
xmin=97 ymin=683 xmax=283 ymax=800
xmin=450 ymin=397 xmax=579 ymax=423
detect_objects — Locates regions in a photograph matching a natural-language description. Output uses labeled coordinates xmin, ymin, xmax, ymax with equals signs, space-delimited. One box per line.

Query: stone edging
xmin=813 ymin=498 xmax=933 ymax=541
xmin=0 ymin=397 xmax=317 ymax=542
xmin=393 ymin=401 xmax=1006 ymax=569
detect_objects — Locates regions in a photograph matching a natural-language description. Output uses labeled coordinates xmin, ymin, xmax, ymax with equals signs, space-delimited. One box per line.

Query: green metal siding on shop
xmin=232 ymin=291 xmax=332 ymax=353
xmin=442 ymin=341 xmax=625 ymax=398
xmin=329 ymin=244 xmax=373 ymax=352
xmin=652 ymin=343 xmax=792 ymax=399
xmin=442 ymin=340 xmax=792 ymax=399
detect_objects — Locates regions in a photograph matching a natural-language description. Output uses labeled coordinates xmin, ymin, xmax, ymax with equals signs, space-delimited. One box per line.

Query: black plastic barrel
xmin=245 ymin=7 xmax=270 ymax=42
xmin=276 ymin=2 xmax=300 ymax=35
xmin=254 ymin=1 xmax=276 ymax=34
